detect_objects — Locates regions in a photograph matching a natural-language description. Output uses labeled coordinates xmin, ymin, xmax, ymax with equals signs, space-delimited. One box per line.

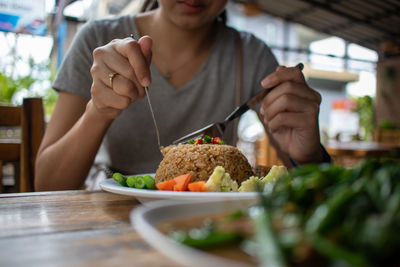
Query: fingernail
xmin=141 ymin=77 xmax=150 ymax=87
xmin=261 ymin=78 xmax=269 ymax=88
xmin=277 ymin=65 xmax=286 ymax=71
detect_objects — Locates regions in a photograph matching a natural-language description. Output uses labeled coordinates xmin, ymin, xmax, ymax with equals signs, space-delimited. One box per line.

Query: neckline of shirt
xmin=129 ymin=14 xmax=223 ymax=92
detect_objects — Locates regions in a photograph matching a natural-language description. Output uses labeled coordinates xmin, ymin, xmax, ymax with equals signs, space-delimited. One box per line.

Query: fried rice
xmin=155 ymin=144 xmax=254 ymax=184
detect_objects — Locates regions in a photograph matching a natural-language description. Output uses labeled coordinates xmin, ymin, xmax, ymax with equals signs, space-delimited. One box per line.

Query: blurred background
xmin=1 ymin=0 xmax=399 ymax=191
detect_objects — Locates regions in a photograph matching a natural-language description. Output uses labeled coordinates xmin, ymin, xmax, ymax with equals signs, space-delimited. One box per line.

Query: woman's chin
xmin=172 ymin=15 xmax=215 ymax=30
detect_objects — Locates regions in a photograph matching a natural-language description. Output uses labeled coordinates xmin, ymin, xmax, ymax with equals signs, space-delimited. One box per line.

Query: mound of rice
xmin=155 ymin=144 xmax=254 ymax=184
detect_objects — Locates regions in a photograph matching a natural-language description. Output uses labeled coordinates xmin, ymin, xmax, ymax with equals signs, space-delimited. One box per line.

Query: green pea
xmin=126 ymin=176 xmax=137 ymax=188
xmin=143 ymin=175 xmax=156 ymax=190
xmin=113 ymin=172 xmax=127 ymax=186
xmin=134 ymin=176 xmax=145 ymax=189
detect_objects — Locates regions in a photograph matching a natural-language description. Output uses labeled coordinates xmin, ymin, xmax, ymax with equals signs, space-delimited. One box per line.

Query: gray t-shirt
xmin=53 ymin=14 xmax=278 ymax=175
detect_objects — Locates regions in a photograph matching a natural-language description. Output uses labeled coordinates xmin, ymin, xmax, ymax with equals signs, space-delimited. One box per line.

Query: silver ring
xmin=109 ymin=72 xmax=116 ymax=88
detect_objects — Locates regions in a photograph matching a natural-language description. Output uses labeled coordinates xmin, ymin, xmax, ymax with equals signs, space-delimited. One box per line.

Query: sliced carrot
xmin=173 ymin=173 xmax=192 ymax=191
xmin=156 ymin=179 xmax=176 ymax=191
xmin=188 ymin=181 xmax=206 ymax=192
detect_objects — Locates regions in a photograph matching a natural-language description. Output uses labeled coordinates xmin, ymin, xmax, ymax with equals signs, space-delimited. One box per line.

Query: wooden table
xmin=0 ymin=190 xmax=177 ymax=267
xmin=326 ymin=140 xmax=394 ymax=157
xmin=325 ymin=140 xmax=395 ymax=167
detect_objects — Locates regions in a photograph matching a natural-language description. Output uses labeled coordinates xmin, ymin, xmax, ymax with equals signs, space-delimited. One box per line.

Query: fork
xmin=172 ymin=63 xmax=304 ymax=144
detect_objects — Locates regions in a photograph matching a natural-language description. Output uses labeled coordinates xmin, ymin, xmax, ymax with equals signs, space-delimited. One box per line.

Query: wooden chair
xmin=0 ymin=98 xmax=45 ymax=192
xmin=254 ymin=133 xmax=283 ymax=167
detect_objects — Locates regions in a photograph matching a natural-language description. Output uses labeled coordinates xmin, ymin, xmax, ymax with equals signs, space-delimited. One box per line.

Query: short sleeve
xmin=52 ymin=21 xmax=98 ymax=100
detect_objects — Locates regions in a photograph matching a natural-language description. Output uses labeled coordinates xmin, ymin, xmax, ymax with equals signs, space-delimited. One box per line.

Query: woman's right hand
xmin=89 ymin=35 xmax=152 ymax=120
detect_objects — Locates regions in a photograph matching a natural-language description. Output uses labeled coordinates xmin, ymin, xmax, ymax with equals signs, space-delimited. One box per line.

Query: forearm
xmin=35 ymin=101 xmax=112 ymax=191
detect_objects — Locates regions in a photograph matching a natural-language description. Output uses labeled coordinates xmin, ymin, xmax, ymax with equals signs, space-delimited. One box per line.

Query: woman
xmin=35 ymin=0 xmax=324 ymax=191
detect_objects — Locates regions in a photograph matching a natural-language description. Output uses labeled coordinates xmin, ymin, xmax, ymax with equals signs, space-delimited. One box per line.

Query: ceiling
xmin=236 ymin=0 xmax=400 ymax=55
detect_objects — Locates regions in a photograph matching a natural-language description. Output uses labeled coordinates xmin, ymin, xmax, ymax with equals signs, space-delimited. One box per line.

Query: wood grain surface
xmin=0 ymin=190 xmax=178 ymax=267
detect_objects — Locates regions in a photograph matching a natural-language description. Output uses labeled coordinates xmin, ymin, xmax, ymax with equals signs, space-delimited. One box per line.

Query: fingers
xmin=259 ymin=65 xmax=324 ymax=164
xmin=262 ymin=81 xmax=321 ymax=109
xmin=261 ymin=92 xmax=319 ymax=124
xmin=89 ymin=36 xmax=153 ymax=119
xmin=114 ymin=37 xmax=151 ymax=87
xmin=112 ymin=74 xmax=143 ymax=100
xmin=90 ymin=81 xmax=131 ymax=111
xmin=90 ymin=72 xmax=140 ymax=120
xmin=261 ymin=65 xmax=305 ymax=88
xmin=259 ymin=64 xmax=321 ymax=138
xmin=138 ymin=35 xmax=152 ymax=64
xmin=266 ymin=111 xmax=317 ymax=134
xmin=259 ymin=64 xmax=321 ymax=126
xmin=90 ymin=69 xmax=136 ymax=108
xmin=93 ymin=47 xmax=139 ymax=86
xmin=276 ymin=65 xmax=286 ymax=71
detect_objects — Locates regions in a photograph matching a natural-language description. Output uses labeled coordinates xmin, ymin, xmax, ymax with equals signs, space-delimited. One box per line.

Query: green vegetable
xmin=166 ymin=159 xmax=400 ymax=265
xmin=250 ymin=206 xmax=287 ymax=267
xmin=185 ymin=136 xmax=225 ymax=145
xmin=134 ymin=176 xmax=145 ymax=189
xmin=143 ymin=175 xmax=156 ymax=189
xmin=255 ymin=159 xmax=400 ymax=266
xmin=113 ymin=172 xmax=126 ymax=186
xmin=114 ymin=173 xmax=155 ymax=190
xmin=171 ymin=224 xmax=243 ymax=249
xmin=226 ymin=209 xmax=245 ymax=221
xmin=126 ymin=176 xmax=137 ymax=188
xmin=221 ymin=186 xmax=230 ymax=192
xmin=170 ymin=215 xmax=244 ymax=249
xmin=308 ymin=233 xmax=367 ymax=266
xmin=203 ymin=135 xmax=212 ymax=143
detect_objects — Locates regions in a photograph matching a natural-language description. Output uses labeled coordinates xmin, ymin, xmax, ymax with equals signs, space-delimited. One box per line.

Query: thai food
xmin=113 ymin=136 xmax=288 ymax=192
xmin=155 ymin=143 xmax=254 ymax=185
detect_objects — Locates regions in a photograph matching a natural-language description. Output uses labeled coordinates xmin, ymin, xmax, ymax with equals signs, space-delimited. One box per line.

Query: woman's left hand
xmin=259 ymin=65 xmax=323 ymax=165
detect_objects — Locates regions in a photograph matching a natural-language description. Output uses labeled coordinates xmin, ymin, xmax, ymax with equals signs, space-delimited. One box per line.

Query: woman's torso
xmin=52 ymin=14 xmax=278 ymax=174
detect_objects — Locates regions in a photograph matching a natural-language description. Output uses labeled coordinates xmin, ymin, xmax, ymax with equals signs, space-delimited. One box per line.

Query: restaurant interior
xmin=2 ymin=0 xmax=399 ymax=192
xmin=0 ymin=0 xmax=400 ymax=266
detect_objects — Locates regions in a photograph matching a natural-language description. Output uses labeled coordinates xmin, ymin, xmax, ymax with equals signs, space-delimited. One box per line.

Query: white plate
xmin=131 ymin=199 xmax=257 ymax=267
xmin=100 ymin=177 xmax=259 ymax=204
xmin=100 ymin=173 xmax=257 ymax=203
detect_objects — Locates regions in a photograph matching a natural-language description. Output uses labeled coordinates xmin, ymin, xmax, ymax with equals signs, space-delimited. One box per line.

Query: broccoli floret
xmin=205 ymin=166 xmax=238 ymax=192
xmin=238 ymin=176 xmax=262 ymax=192
xmin=261 ymin=165 xmax=287 ymax=186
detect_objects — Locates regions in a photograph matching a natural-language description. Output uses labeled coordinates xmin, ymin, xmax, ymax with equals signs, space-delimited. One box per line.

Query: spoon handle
xmin=224 ymin=63 xmax=304 ymax=123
